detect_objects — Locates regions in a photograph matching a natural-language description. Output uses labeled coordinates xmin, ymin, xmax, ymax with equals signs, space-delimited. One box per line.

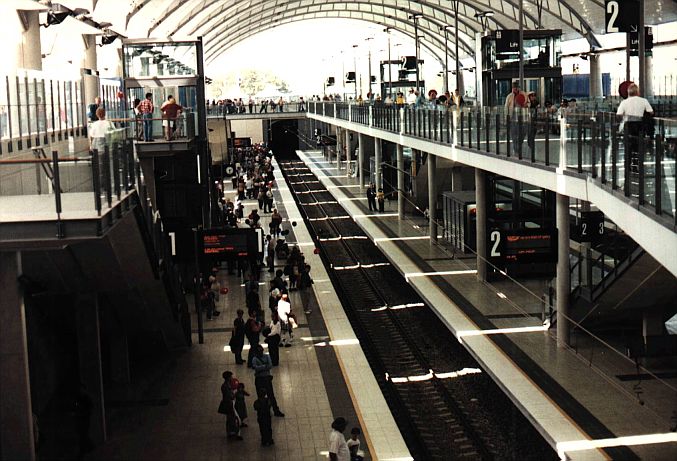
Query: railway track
xmin=279 ymin=158 xmax=556 ymax=461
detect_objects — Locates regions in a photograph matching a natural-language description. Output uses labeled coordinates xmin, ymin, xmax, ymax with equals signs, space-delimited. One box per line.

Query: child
xmin=234 ymin=383 xmax=250 ymax=428
xmin=347 ymin=427 xmax=363 ymax=461
xmin=253 ymin=388 xmax=274 ymax=446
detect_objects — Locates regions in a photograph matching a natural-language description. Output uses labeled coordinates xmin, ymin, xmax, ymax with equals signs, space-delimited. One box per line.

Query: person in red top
xmin=160 ymin=95 xmax=183 ymax=141
xmin=136 ymin=92 xmax=154 ymax=141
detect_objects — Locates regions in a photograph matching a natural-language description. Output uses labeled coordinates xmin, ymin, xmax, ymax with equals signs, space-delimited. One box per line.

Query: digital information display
xmin=199 ymin=229 xmax=254 ymax=258
xmin=489 ymin=228 xmax=558 ymax=266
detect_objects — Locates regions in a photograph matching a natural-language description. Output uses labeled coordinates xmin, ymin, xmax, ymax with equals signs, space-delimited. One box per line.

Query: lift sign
xmin=605 ymin=0 xmax=640 ymax=34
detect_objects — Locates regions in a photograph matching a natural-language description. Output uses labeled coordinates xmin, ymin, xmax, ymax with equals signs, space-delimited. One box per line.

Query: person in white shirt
xmin=266 ymin=312 xmax=282 ymax=366
xmin=89 ymin=108 xmax=115 ymax=154
xmin=406 ymin=88 xmax=417 ymax=106
xmin=329 ymin=417 xmax=350 ymax=461
xmin=616 ymin=83 xmax=653 ymax=171
xmin=504 ymin=81 xmax=527 ymax=154
xmin=276 ymin=295 xmax=293 ymax=346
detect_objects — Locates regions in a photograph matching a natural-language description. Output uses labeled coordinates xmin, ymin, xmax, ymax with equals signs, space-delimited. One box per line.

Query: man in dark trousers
xmin=251 ymin=345 xmax=285 ymax=417
xmin=366 ymin=183 xmax=377 ymax=211
xmin=253 ymin=387 xmax=274 ymax=446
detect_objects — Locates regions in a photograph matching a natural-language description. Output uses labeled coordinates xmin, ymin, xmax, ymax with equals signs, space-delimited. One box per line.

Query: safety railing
xmin=308 ymin=101 xmax=677 ymax=227
xmin=307 ymin=144 xmax=677 ymax=432
xmin=0 ymin=127 xmax=136 ymax=236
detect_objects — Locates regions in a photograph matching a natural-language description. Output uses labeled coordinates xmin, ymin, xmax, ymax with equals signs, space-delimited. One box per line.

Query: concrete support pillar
xmin=451 ymin=166 xmax=463 ymax=192
xmin=644 ymin=54 xmax=654 ymax=97
xmin=374 ymin=137 xmax=382 ymax=189
xmin=82 ymin=34 xmax=99 ymax=113
xmin=76 ymin=293 xmax=106 ymax=445
xmin=345 ymin=130 xmax=352 ymax=174
xmin=358 ymin=133 xmax=365 ymax=188
xmin=397 ymin=144 xmax=405 ymax=219
xmin=12 ymin=10 xmax=42 ymax=70
xmin=475 ymin=169 xmax=487 ymax=282
xmin=428 ymin=154 xmax=437 ymax=242
xmin=0 ymin=251 xmax=36 ymax=461
xmin=329 ymin=127 xmax=343 ymax=169
xmin=556 ymin=193 xmax=571 ymax=348
xmin=589 ymin=54 xmax=603 ymax=100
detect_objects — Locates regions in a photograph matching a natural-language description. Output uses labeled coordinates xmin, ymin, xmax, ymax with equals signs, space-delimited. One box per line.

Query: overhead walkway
xmin=305 ymin=102 xmax=677 ymax=278
xmin=298 ymin=149 xmax=677 ymax=461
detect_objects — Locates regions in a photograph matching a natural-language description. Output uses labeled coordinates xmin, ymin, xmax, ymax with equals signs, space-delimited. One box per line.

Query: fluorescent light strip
xmin=353 ymin=213 xmax=399 ymax=219
xmin=318 ymin=235 xmax=369 ymax=241
xmin=404 ymin=270 xmax=477 ymax=281
xmin=338 ymin=197 xmax=365 ymax=202
xmin=224 ymin=343 xmax=268 ymax=352
xmin=303 ymin=201 xmax=339 ymax=205
xmin=371 ymin=302 xmax=425 ymax=312
xmin=239 ymin=282 xmax=268 ymax=287
xmin=386 ymin=368 xmax=482 ymax=383
xmin=308 ymin=216 xmax=351 ymax=221
xmin=456 ymin=321 xmax=550 ymax=344
xmin=314 ymin=338 xmax=360 ymax=347
xmin=332 ymin=262 xmax=390 ymax=270
xmin=374 ymin=236 xmax=430 ymax=243
xmin=556 ymin=433 xmax=677 ymax=460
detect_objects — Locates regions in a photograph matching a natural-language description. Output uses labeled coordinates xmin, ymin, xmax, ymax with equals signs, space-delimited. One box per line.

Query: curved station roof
xmin=36 ymin=0 xmax=677 ymax=66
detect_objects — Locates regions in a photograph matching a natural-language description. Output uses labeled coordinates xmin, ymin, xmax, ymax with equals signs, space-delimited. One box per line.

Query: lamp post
xmin=384 ymin=27 xmax=394 ymax=98
xmin=453 ymin=1 xmax=461 ymax=94
xmin=409 ymin=13 xmax=423 ymax=92
xmin=441 ymin=25 xmax=453 ymax=95
xmin=474 ymin=11 xmax=494 ymax=32
xmin=352 ymin=44 xmax=359 ymax=98
xmin=365 ymin=37 xmax=374 ymax=97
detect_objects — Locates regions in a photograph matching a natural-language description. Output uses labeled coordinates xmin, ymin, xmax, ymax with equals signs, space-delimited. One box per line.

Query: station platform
xmin=296 ymin=150 xmax=677 ymax=461
xmin=85 ymin=157 xmax=411 ymax=461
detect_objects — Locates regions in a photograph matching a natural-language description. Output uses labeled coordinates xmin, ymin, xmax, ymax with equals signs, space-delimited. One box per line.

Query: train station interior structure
xmin=1 ymin=1 xmax=677 ymax=460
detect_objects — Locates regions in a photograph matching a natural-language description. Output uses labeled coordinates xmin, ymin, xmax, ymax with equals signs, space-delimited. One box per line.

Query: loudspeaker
xmin=370 ymin=76 xmax=377 ymax=83
xmin=345 ymin=72 xmax=356 ymax=83
xmin=402 ymin=56 xmax=417 ymax=69
xmin=326 ymin=76 xmax=335 ymax=85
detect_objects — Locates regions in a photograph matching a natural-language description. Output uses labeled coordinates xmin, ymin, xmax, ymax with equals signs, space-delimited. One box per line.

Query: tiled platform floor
xmin=86 ymin=170 xmax=379 ymax=460
xmin=298 ymin=149 xmax=677 ymax=461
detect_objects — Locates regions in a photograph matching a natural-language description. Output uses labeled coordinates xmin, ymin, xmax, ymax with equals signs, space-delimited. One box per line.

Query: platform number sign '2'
xmin=605 ymin=0 xmax=640 ymax=34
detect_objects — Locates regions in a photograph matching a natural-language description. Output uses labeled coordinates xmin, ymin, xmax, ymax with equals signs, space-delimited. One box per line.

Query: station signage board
xmin=198 ymin=228 xmax=255 ymax=258
xmin=495 ymin=30 xmax=520 ymax=54
xmin=577 ymin=211 xmax=605 ymax=243
xmin=489 ymin=228 xmax=558 ymax=265
xmin=629 ymin=27 xmax=653 ymax=56
xmin=605 ymin=0 xmax=640 ymax=34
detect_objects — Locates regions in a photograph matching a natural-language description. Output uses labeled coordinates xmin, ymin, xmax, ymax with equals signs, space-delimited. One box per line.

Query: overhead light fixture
xmin=100 ymin=34 xmax=118 ymax=46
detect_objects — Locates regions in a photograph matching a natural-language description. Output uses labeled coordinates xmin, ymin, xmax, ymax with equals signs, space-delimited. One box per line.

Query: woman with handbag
xmin=219 ymin=371 xmax=243 ymax=441
xmin=229 ymin=309 xmax=246 ymax=364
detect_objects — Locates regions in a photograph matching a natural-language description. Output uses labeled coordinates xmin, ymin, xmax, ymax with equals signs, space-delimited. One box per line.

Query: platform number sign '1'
xmin=605 ymin=0 xmax=640 ymax=34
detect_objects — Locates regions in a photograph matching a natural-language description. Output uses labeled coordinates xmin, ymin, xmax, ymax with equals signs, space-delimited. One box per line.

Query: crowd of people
xmin=210 ymin=143 xmax=325 ymax=449
xmin=206 ymin=96 xmax=306 ymax=115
